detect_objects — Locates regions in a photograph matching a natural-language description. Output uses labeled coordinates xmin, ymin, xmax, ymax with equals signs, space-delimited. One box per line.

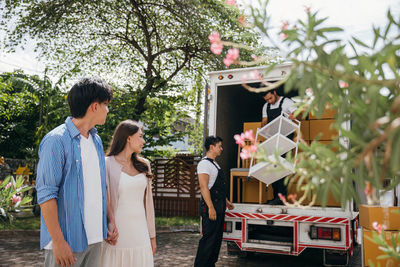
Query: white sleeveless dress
xmin=102 ymin=172 xmax=154 ymax=267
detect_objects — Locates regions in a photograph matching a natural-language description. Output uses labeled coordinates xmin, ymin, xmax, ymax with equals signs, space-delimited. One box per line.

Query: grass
xmin=0 ymin=215 xmax=40 ymax=230
xmin=0 ymin=215 xmax=199 ymax=230
xmin=155 ymin=216 xmax=199 ymax=227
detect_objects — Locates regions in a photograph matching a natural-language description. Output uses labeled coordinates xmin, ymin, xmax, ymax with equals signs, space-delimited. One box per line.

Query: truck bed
xmin=229 ymin=203 xmax=358 ymax=220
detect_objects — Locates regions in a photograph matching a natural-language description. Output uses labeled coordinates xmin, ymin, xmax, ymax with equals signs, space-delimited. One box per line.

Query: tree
xmin=1 ymin=0 xmax=258 ymax=120
xmin=0 ymin=70 xmax=68 ymax=159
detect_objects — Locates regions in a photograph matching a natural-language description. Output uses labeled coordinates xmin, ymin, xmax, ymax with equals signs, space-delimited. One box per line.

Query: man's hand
xmin=226 ymin=199 xmax=234 ymax=210
xmin=150 ymin=237 xmax=157 ymax=255
xmin=106 ymin=221 xmax=119 ymax=245
xmin=208 ymin=206 xmax=217 ymax=220
xmin=52 ymin=239 xmax=76 ymax=267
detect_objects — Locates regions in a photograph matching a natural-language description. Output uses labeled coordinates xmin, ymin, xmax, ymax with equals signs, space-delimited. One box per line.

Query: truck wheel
xmin=323 ymin=249 xmax=349 ymax=266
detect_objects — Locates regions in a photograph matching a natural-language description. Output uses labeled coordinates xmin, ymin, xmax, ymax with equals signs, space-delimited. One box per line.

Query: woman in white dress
xmin=102 ymin=120 xmax=156 ymax=267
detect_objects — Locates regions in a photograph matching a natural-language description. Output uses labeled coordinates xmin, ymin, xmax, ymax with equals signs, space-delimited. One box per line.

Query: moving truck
xmin=205 ymin=64 xmax=359 ymax=266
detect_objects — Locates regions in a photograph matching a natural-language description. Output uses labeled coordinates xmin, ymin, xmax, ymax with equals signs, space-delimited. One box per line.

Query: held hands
xmin=150 ymin=237 xmax=157 ymax=255
xmin=52 ymin=239 xmax=76 ymax=267
xmin=106 ymin=221 xmax=119 ymax=245
xmin=208 ymin=206 xmax=217 ymax=221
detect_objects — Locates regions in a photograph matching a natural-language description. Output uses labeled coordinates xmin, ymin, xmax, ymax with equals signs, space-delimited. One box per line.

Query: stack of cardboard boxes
xmin=359 ymin=205 xmax=400 ymax=267
xmin=287 ymin=107 xmax=341 ymax=207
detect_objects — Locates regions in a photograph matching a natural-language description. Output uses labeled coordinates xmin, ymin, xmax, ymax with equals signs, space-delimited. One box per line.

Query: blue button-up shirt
xmin=36 ymin=117 xmax=107 ymax=252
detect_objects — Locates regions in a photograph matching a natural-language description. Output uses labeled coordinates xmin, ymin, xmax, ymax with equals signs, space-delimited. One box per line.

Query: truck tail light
xmin=310 ymin=226 xmax=341 ymax=241
xmin=224 ymin=221 xmax=232 ymax=233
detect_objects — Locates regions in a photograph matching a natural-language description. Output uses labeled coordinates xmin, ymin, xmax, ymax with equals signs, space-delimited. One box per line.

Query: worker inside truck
xmin=261 ymin=88 xmax=298 ymax=205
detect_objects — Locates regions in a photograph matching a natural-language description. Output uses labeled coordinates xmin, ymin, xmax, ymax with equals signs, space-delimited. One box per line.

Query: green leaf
xmin=352 ymin=37 xmax=370 ymax=48
xmin=319 ymin=27 xmax=343 ymax=32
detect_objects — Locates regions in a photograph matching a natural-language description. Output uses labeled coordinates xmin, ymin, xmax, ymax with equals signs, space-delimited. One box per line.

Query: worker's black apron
xmin=194 ymin=158 xmax=226 ymax=267
xmin=266 ymin=97 xmax=292 ymax=199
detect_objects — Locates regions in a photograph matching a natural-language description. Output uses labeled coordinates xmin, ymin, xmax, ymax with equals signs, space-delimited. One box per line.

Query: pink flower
xmin=372 ymin=221 xmax=387 ymax=234
xmin=225 ymin=0 xmax=236 ymax=6
xmin=240 ymin=148 xmax=251 ymax=159
xmin=249 ymin=70 xmax=262 ymax=80
xmin=304 ymin=5 xmax=311 ymax=12
xmin=238 ymin=15 xmax=246 ymax=26
xmin=281 ymin=20 xmax=289 ymax=31
xmin=223 ymin=48 xmax=240 ymax=67
xmin=210 ymin=43 xmax=224 ymax=55
xmin=305 ymin=88 xmax=314 ymax=96
xmin=208 ymin=31 xmax=221 ymax=44
xmin=226 ymin=48 xmax=239 ymax=60
xmin=364 ymin=182 xmax=372 ymax=197
xmin=241 ymin=74 xmax=248 ymax=84
xmin=339 ymin=80 xmax=349 ymax=88
xmin=278 ymin=193 xmax=286 ymax=202
xmin=223 ymin=57 xmax=234 ymax=67
xmin=249 ymin=145 xmax=258 ymax=153
xmin=251 ymin=54 xmax=258 ymax=61
xmin=243 ymin=130 xmax=255 ymax=142
xmin=287 ymin=194 xmax=297 ymax=202
xmin=5 ymin=182 xmax=11 ymax=189
xmin=234 ymin=134 xmax=246 ymax=146
xmin=11 ymin=195 xmax=21 ymax=205
xmin=280 ymin=20 xmax=290 ymax=40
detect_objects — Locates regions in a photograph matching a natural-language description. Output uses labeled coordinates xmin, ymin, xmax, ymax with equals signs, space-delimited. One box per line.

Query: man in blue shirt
xmin=36 ymin=78 xmax=115 ymax=267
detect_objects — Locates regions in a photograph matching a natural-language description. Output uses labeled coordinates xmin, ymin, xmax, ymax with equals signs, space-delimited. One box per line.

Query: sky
xmin=0 ymin=0 xmax=399 ymax=79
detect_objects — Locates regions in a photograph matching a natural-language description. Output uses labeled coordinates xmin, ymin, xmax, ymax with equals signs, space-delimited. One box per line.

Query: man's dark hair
xmin=204 ymin=136 xmax=223 ymax=151
xmin=67 ymin=77 xmax=113 ymax=118
xmin=265 ymin=89 xmax=278 ymax=96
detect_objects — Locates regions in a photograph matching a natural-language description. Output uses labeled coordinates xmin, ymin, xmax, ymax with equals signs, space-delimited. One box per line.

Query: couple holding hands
xmin=36 ymin=78 xmax=155 ymax=267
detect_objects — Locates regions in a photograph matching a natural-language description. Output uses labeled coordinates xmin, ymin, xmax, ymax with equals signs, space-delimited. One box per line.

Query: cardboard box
xmin=309 ymin=119 xmax=338 ymax=141
xmin=359 ymin=205 xmax=400 ymax=230
xmin=287 ymin=182 xmax=341 ymax=207
xmin=363 ymin=228 xmax=400 ymax=267
xmin=309 ymin=107 xmax=337 ymax=119
xmin=299 ymin=120 xmax=310 ymax=141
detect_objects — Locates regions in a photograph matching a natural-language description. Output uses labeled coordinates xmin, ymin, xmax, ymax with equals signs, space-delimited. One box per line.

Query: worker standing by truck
xmin=261 ymin=89 xmax=297 ymax=205
xmin=194 ymin=136 xmax=234 ymax=267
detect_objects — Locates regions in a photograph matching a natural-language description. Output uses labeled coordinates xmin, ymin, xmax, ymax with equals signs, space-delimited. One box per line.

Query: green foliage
xmin=0 ymin=215 xmax=40 ymax=230
xmin=0 ymin=176 xmax=32 ymax=225
xmin=1 ymin=0 xmax=259 ymax=118
xmin=155 ymin=216 xmax=199 ymax=227
xmin=236 ymin=1 xmax=400 ymax=208
xmin=232 ymin=1 xmax=400 ymax=262
xmin=0 ymin=71 xmax=68 ymax=159
xmin=1 ymin=1 xmax=263 ymax=155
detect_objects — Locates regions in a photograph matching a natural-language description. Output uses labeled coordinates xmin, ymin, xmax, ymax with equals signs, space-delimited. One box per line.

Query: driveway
xmin=0 ymin=231 xmax=362 ymax=266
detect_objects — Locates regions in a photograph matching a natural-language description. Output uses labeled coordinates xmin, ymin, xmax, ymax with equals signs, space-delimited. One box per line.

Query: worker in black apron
xmin=194 ymin=136 xmax=234 ymax=267
xmin=261 ymin=89 xmax=297 ymax=205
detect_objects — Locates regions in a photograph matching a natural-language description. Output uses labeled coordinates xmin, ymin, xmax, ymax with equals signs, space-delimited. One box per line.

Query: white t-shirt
xmin=262 ymin=97 xmax=297 ymax=118
xmin=45 ymin=134 xmax=103 ymax=249
xmin=197 ymin=158 xmax=221 ymax=189
xmin=80 ymin=134 xmax=103 ymax=245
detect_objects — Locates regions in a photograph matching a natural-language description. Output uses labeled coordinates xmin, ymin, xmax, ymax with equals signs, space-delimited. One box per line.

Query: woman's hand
xmin=106 ymin=221 xmax=119 ymax=245
xmin=150 ymin=237 xmax=157 ymax=255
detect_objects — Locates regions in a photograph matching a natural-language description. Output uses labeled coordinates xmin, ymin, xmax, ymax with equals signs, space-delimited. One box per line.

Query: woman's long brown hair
xmin=106 ymin=120 xmax=152 ymax=178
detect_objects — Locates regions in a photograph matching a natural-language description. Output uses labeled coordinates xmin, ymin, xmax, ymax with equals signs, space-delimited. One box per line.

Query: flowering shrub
xmin=0 ymin=175 xmax=32 ymax=224
xmin=209 ymin=0 xmax=399 ymax=261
